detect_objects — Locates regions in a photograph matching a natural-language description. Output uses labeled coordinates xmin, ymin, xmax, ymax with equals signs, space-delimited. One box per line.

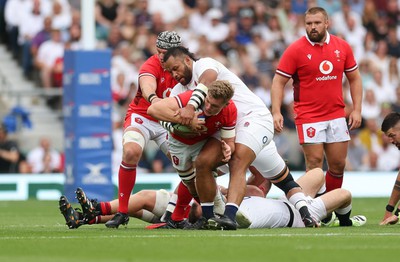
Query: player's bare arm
xmin=147 ymin=96 xmax=181 ymax=123
xmin=380 ymin=171 xmax=400 ymax=225
xmin=271 ymin=74 xmax=290 ymax=133
xmin=148 ymin=96 xmax=203 ymax=137
xmin=345 ymin=69 xmax=363 ymax=130
xmin=139 ymin=75 xmax=161 ymax=104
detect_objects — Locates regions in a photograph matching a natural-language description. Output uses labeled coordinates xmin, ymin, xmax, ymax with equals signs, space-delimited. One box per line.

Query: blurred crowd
xmin=0 ymin=0 xmax=399 ymax=174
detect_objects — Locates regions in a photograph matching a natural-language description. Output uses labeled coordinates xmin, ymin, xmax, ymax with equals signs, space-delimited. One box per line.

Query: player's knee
xmin=274 ymin=174 xmax=299 ymax=195
xmin=122 ymin=143 xmax=142 ymax=163
xmin=122 ymin=131 xmax=145 ymax=162
xmin=306 ymin=156 xmax=324 ymax=169
xmin=340 ymin=188 xmax=352 ymax=202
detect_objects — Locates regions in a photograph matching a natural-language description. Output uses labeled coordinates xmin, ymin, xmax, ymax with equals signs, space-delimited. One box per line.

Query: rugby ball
xmin=171 ymin=123 xmax=193 ymax=133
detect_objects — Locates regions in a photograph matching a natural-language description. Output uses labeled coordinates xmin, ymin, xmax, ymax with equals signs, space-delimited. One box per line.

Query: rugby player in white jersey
xmin=161 ymin=46 xmax=318 ymax=230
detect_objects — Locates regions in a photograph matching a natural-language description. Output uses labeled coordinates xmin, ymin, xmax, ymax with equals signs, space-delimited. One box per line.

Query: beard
xmin=307 ymin=29 xmax=326 ymax=43
xmin=181 ymin=65 xmax=193 ymax=85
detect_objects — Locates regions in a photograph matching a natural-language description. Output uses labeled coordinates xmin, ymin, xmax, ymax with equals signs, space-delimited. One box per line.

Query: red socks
xmin=100 ymin=202 xmax=112 ymax=215
xmin=325 ymin=170 xmax=343 ymax=192
xmin=117 ymin=161 xmax=137 ymax=214
xmin=171 ymin=182 xmax=193 ymax=221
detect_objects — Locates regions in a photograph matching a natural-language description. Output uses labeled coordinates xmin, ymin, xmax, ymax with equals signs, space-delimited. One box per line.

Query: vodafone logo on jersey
xmin=316 ymin=60 xmax=337 ymax=81
xmin=319 ymin=60 xmax=333 ymax=74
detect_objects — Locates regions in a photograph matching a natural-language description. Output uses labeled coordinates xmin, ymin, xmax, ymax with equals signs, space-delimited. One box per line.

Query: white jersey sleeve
xmin=192 ymin=58 xmax=271 ymax=119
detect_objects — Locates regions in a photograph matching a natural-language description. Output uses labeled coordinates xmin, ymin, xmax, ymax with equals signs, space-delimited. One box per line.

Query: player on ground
xmin=162 ymin=46 xmax=317 ymax=230
xmin=379 ymin=112 xmax=400 ymax=225
xmin=58 ymin=168 xmax=366 ymax=229
xmin=234 ymin=168 xmax=366 ymax=228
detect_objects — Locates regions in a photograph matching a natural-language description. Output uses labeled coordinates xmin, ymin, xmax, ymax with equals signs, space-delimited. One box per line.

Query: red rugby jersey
xmin=126 ymin=54 xmax=178 ymax=121
xmin=171 ymin=90 xmax=237 ymax=145
xmin=276 ymin=33 xmax=358 ymax=124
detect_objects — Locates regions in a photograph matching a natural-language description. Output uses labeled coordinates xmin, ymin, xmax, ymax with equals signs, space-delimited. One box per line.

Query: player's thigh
xmin=235 ymin=113 xmax=274 ymax=156
xmin=168 ymin=137 xmax=204 ymax=171
xmin=301 ymin=143 xmax=325 ymax=169
xmin=324 ymin=141 xmax=349 ymax=169
xmin=195 ymin=137 xmax=223 ymax=169
xmin=250 ymin=140 xmax=286 ymax=179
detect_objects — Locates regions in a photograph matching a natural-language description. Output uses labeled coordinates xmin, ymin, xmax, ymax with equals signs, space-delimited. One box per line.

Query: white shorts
xmin=250 ymin=140 xmax=286 ymax=179
xmin=167 ymin=136 xmax=207 ymax=171
xmin=304 ymin=196 xmax=327 ymax=222
xmin=235 ymin=112 xmax=274 ymax=155
xmin=152 ymin=189 xmax=171 ymax=218
xmin=296 ymin=117 xmax=350 ymax=144
xmin=124 ymin=113 xmax=168 ymax=153
xmin=290 ymin=196 xmax=327 ymax=227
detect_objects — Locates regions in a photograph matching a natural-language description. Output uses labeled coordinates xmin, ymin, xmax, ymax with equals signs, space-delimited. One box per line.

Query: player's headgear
xmin=156 ymin=31 xmax=181 ymax=50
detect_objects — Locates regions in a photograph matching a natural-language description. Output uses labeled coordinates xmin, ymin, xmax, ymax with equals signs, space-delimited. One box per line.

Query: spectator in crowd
xmin=50 ymin=0 xmax=72 ymax=41
xmin=4 ymin=0 xmax=24 ymax=59
xmin=133 ymin=0 xmax=152 ymax=28
xmin=392 ymin=86 xmax=400 ymax=112
xmin=345 ymin=129 xmax=369 ymax=171
xmin=34 ymin=28 xmax=64 ymax=88
xmin=27 ymin=137 xmax=61 ymax=173
xmin=19 ymin=0 xmax=46 ymax=79
xmin=361 ymin=88 xmax=381 ymax=120
xmin=147 ymin=0 xmax=185 ymax=26
xmin=0 ymin=123 xmax=20 ymax=173
xmin=30 ymin=16 xmax=53 ymax=63
xmin=95 ymin=0 xmax=126 ymax=40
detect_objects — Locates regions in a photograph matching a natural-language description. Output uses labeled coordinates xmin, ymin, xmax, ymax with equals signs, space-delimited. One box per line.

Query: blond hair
xmin=208 ymin=80 xmax=234 ymax=103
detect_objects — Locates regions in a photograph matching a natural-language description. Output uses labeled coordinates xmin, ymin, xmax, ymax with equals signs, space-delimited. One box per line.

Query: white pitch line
xmin=1 ymin=232 xmax=400 ymax=240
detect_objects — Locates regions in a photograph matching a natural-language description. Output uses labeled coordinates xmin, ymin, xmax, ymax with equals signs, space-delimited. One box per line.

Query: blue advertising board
xmin=63 ymin=50 xmax=114 ymax=202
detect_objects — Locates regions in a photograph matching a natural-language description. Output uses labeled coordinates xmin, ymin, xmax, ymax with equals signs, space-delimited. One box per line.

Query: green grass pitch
xmin=0 ymin=198 xmax=398 ymax=262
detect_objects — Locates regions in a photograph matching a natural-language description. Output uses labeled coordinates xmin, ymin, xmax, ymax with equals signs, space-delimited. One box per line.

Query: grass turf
xmin=0 ymin=198 xmax=398 ymax=262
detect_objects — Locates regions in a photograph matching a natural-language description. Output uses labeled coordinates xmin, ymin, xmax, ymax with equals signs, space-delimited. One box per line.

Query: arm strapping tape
xmin=159 ymin=121 xmax=174 ymax=133
xmin=188 ymin=83 xmax=208 ymax=110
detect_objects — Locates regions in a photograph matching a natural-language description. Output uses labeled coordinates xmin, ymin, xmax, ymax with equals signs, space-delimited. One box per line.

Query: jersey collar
xmin=306 ymin=31 xmax=330 ymax=46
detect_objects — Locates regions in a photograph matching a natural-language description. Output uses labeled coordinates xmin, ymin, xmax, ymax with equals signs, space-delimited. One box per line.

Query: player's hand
xmin=379 ymin=214 xmax=399 ymax=225
xmin=189 ymin=112 xmax=206 ymax=133
xmin=175 ymin=105 xmax=195 ymax=126
xmin=348 ymin=110 xmax=362 ymax=130
xmin=221 ymin=140 xmax=231 ymax=162
xmin=272 ymin=113 xmax=284 ymax=133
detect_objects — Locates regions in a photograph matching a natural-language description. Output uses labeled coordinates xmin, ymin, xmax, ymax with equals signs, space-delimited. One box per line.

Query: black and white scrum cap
xmin=156 ymin=31 xmax=182 ymax=50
